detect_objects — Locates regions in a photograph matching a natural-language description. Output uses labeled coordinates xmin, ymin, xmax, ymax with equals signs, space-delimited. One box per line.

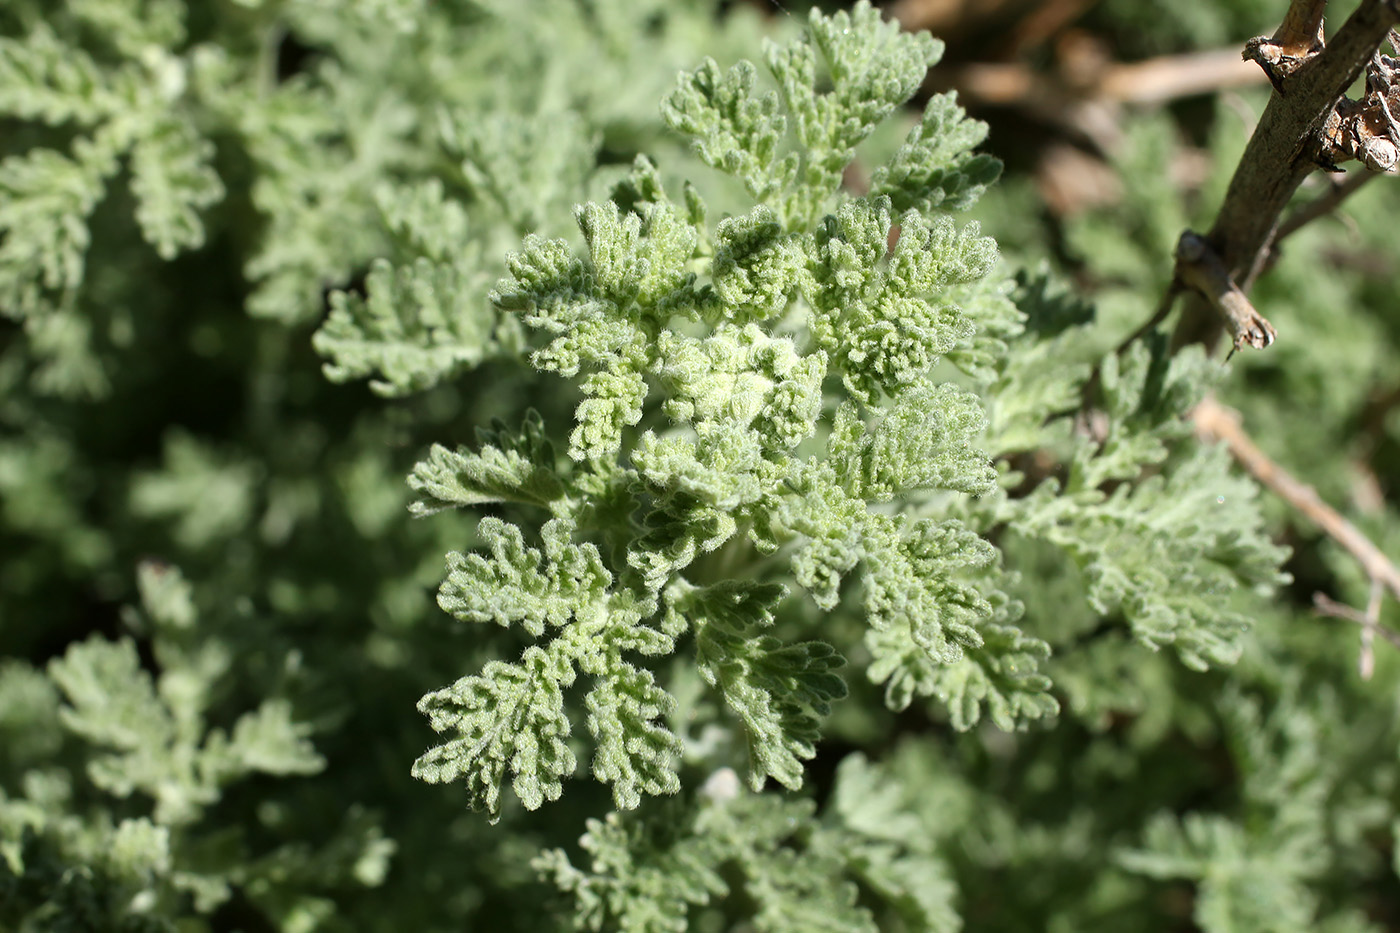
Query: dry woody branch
xmin=1194 ymin=397 xmax=1400 ymax=672
xmin=1174 ymin=232 xmax=1277 ymax=355
xmin=1173 ymin=0 xmax=1400 ymax=350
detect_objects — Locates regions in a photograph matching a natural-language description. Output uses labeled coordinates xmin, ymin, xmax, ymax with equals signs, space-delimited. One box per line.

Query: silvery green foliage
xmin=411 ymin=2 xmax=1059 ymax=822
xmin=2 ymin=1 xmax=1343 ymax=930
xmin=997 ymin=340 xmax=1291 ymax=670
xmin=534 ymin=754 xmax=959 ymax=933
xmin=0 ymin=564 xmax=390 ymax=928
xmin=407 ymin=2 xmax=1294 ymax=830
xmin=0 ymin=0 xmax=767 ymax=398
xmin=1115 ymin=684 xmax=1356 ymax=933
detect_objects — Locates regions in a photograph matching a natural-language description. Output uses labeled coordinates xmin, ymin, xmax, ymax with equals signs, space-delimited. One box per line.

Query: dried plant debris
xmin=1319 ymin=29 xmax=1400 ymax=171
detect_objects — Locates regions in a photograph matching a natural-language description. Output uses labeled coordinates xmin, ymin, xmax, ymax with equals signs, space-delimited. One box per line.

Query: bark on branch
xmin=1174 ymin=232 xmax=1277 ymax=354
xmin=1173 ymin=0 xmax=1400 ymax=350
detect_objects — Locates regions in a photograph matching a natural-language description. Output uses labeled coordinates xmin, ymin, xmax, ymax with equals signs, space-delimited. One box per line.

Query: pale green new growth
xmin=407 ymin=1 xmax=1286 ymax=829
xmin=663 ymin=2 xmax=941 ymax=227
xmin=411 ymin=1 xmax=1065 ymax=819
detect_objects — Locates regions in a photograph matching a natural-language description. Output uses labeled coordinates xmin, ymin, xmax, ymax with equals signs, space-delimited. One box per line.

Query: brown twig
xmin=1314 ymin=583 xmax=1394 ymax=678
xmin=1006 ymin=0 xmax=1101 ymax=53
xmin=949 ymin=48 xmax=1267 ymax=109
xmin=1273 ymin=168 xmax=1382 ymax=243
xmin=1192 ymin=396 xmax=1400 ymax=606
xmin=889 ymin=0 xmax=1017 ymax=35
xmin=1174 ymin=232 xmax=1277 ymax=355
xmin=1099 ymin=49 xmax=1271 ymax=103
xmin=945 ymin=48 xmax=1267 ymax=163
xmin=1275 ymin=0 xmax=1329 ymax=52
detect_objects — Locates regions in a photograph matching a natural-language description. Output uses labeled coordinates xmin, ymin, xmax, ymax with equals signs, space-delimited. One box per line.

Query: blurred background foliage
xmin=3 ymin=0 xmax=1400 ymax=930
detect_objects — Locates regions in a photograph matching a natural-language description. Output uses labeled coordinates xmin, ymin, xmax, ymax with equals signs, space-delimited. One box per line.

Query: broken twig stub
xmin=1175 ymin=232 xmax=1277 ymax=354
xmin=1244 ymin=0 xmax=1327 ymax=90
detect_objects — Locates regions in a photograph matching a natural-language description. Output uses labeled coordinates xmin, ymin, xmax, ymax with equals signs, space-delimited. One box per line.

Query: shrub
xmin=3 ymin=1 xmax=1398 ymax=930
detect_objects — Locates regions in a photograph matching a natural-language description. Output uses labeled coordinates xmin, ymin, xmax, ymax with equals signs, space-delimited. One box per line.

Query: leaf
xmin=828 ymin=383 xmax=995 ymax=501
xmin=128 ymin=432 xmax=258 ymax=552
xmin=1076 ymin=338 xmax=1217 ymax=491
xmin=869 ymin=92 xmax=1002 ymax=216
xmin=765 ymin=1 xmax=942 ymax=215
xmin=437 ymin=517 xmax=610 ymax=635
xmin=827 ymin=754 xmax=961 ymax=933
xmin=0 ymin=660 xmax=63 ymax=767
xmin=128 ymin=115 xmax=224 ymax=260
xmin=442 ymin=107 xmax=598 ymax=235
xmin=135 ymin=561 xmax=196 ymax=630
xmin=1119 ymin=813 xmax=1319 ymax=933
xmin=585 ymin=661 xmax=683 ymax=809
xmin=408 ymin=411 xmax=565 ymax=514
xmin=494 ymin=200 xmax=698 ymax=459
xmin=67 ymin=0 xmax=185 ymax=57
xmin=372 ymin=178 xmax=469 ymax=263
xmin=541 ymin=792 xmax=884 ymax=933
xmin=862 ymin=516 xmax=995 ymax=664
xmin=1017 ymin=442 xmax=1289 ymax=671
xmin=674 ymin=581 xmax=847 ymax=791
xmin=48 ymin=636 xmax=175 ymax=765
xmin=853 ymin=515 xmax=1006 ymax=713
xmin=662 ymin=58 xmax=796 ymax=206
xmin=534 ymin=804 xmax=728 ymax=933
xmin=980 ymin=268 xmax=1092 ymax=454
xmin=493 ymin=233 xmax=620 ymax=376
xmin=0 ymin=146 xmax=109 ymax=317
xmin=572 ymin=367 xmax=649 ymax=462
xmin=925 ymin=623 xmax=1059 ymax=731
xmin=412 ymin=648 xmax=577 ymax=821
xmin=317 ymin=256 xmax=495 ymax=396
xmin=0 ymin=24 xmax=112 ymax=125
xmin=710 ymin=206 xmax=807 ymax=324
xmin=224 ymin=699 xmax=324 ymax=777
xmin=46 ymin=631 xmax=323 ymax=826
xmin=651 ymin=324 xmax=824 ymax=448
xmin=420 ymin=518 xmax=678 ymax=816
xmin=628 ymin=425 xmax=773 ymax=587
xmin=943 ymin=268 xmax=1025 ymax=385
xmin=806 ymin=198 xmax=994 ymax=402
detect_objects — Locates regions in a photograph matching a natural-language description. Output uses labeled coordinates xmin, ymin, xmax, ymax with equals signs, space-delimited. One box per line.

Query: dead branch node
xmin=1319 ymin=31 xmax=1400 ymax=170
xmin=1244 ymin=0 xmax=1327 ymax=91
